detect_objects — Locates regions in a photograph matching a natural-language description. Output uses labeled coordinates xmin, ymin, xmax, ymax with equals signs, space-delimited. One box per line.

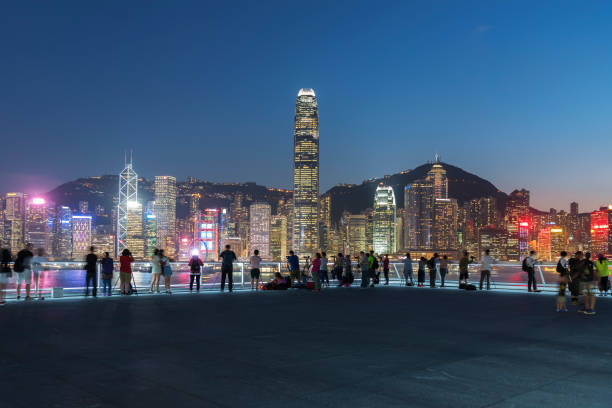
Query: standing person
xmin=417 ymin=257 xmax=427 ymax=287
xmin=359 ymin=251 xmax=370 ymax=288
xmin=568 ymin=251 xmax=583 ymax=305
xmin=428 ymin=253 xmax=439 ymax=288
xmin=439 ymin=255 xmax=449 ymax=288
xmin=343 ymin=254 xmax=353 ymax=287
xmin=595 ymin=254 xmax=610 ymax=296
xmin=14 ymin=243 xmax=34 ymax=300
xmin=189 ymin=253 xmax=203 ymax=293
xmin=100 ymin=252 xmax=114 ymax=296
xmin=287 ymin=251 xmax=300 ymax=286
xmin=119 ymin=249 xmax=134 ymax=295
xmin=382 ymin=255 xmax=390 ymax=285
xmin=249 ymin=249 xmax=262 ymax=290
xmin=556 ymin=251 xmax=569 ymax=312
xmin=320 ymin=252 xmax=330 ymax=287
xmin=580 ymin=252 xmax=598 ymax=315
xmin=149 ymin=249 xmax=162 ymax=293
xmin=31 ymin=248 xmax=47 ymax=299
xmin=368 ymin=251 xmax=378 ymax=287
xmin=312 ymin=253 xmax=322 ymax=291
xmin=333 ymin=253 xmax=343 ymax=283
xmin=524 ymin=250 xmax=540 ymax=292
xmin=161 ymin=251 xmax=173 ymax=294
xmin=479 ymin=249 xmax=495 ymax=291
xmin=403 ymin=253 xmax=414 ymax=286
xmin=85 ymin=246 xmax=98 ymax=297
xmin=219 ymin=244 xmax=237 ymax=292
xmin=458 ymin=251 xmax=472 ymax=287
xmin=0 ymin=248 xmax=12 ymax=306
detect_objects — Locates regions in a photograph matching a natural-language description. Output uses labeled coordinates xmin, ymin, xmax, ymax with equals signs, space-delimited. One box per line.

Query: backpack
xmin=556 ymin=260 xmax=566 ymax=275
xmin=13 ymin=258 xmax=24 ymax=273
xmin=427 ymin=258 xmax=436 ymax=270
xmin=372 ymin=258 xmax=379 ymax=270
xmin=521 ymin=258 xmax=529 ymax=272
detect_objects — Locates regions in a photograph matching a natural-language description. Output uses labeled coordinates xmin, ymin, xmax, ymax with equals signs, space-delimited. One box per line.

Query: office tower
xmin=590 ymin=207 xmax=610 ymax=257
xmin=25 ymin=197 xmax=51 ymax=254
xmin=340 ymin=212 xmax=367 ymax=256
xmin=71 ymin=215 xmax=92 ymax=260
xmin=404 ymin=179 xmax=434 ymax=250
xmin=479 ymin=197 xmax=497 ymax=227
xmin=395 ymin=209 xmax=404 ymax=251
xmin=426 ymin=155 xmax=448 ymax=199
xmin=117 ymin=156 xmax=138 ymax=257
xmin=504 ymin=189 xmax=530 ymax=260
xmin=318 ymin=194 xmax=331 ymax=252
xmin=126 ymin=201 xmax=145 ymax=259
xmin=4 ymin=192 xmax=25 ymax=253
xmin=144 ymin=201 xmax=157 ymax=257
xmin=230 ymin=193 xmax=249 ymax=244
xmin=270 ymin=215 xmax=288 ymax=260
xmin=479 ymin=226 xmax=507 ymax=260
xmin=292 ymin=88 xmax=319 ymax=255
xmin=189 ymin=194 xmax=200 ymax=219
xmin=79 ymin=201 xmax=89 ymax=214
xmin=537 ymin=226 xmax=566 ymax=261
xmin=194 ymin=209 xmax=219 ymax=261
xmin=53 ymin=206 xmax=72 ymax=259
xmin=249 ymin=203 xmax=271 ymax=258
xmin=154 ymin=176 xmax=177 ymax=257
xmin=433 ymin=198 xmax=458 ymax=251
xmin=92 ymin=225 xmax=114 ymax=257
xmin=372 ymin=185 xmax=397 ymax=254
xmin=219 ymin=208 xmax=230 ymax=240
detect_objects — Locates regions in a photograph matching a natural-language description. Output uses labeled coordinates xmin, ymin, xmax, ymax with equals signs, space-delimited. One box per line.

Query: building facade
xmin=249 ymin=202 xmax=271 ymax=258
xmin=372 ymin=185 xmax=397 ymax=254
xmin=154 ymin=176 xmax=177 ymax=258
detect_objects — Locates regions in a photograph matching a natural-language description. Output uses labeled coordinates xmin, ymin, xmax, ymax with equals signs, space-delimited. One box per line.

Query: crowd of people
xmin=0 ymin=243 xmax=610 ymax=315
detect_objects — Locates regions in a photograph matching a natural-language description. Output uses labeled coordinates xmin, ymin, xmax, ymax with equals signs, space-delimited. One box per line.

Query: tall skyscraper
xmin=590 ymin=207 xmax=610 ymax=257
xmin=53 ymin=206 xmax=72 ymax=259
xmin=404 ymin=180 xmax=434 ymax=250
xmin=249 ymin=202 xmax=271 ymax=258
xmin=117 ymin=155 xmax=138 ymax=257
xmin=427 ymin=155 xmax=448 ymax=199
xmin=25 ymin=197 xmax=51 ymax=253
xmin=504 ymin=189 xmax=530 ymax=260
xmin=144 ymin=201 xmax=157 ymax=257
xmin=154 ymin=176 xmax=177 ymax=257
xmin=340 ymin=212 xmax=367 ymax=256
xmin=194 ymin=209 xmax=219 ymax=261
xmin=270 ymin=215 xmax=288 ymax=260
xmin=126 ymin=201 xmax=144 ymax=259
xmin=4 ymin=192 xmax=25 ymax=253
xmin=292 ymin=88 xmax=319 ymax=255
xmin=433 ymin=198 xmax=458 ymax=250
xmin=71 ymin=215 xmax=92 ymax=260
xmin=372 ymin=185 xmax=397 ymax=254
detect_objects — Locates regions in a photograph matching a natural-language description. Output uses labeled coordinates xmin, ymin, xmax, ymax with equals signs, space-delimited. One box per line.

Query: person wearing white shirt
xmin=525 ymin=250 xmax=541 ymax=292
xmin=31 ymin=248 xmax=47 ymax=299
xmin=479 ymin=249 xmax=495 ymax=290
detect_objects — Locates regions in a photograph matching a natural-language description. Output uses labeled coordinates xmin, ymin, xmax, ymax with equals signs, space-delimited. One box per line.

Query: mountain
xmin=323 ymin=162 xmax=506 ymax=224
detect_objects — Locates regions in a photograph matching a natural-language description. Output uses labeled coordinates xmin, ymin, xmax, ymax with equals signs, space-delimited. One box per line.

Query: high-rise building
xmin=433 ymin=198 xmax=458 ymax=251
xmin=372 ymin=185 xmax=397 ymax=254
xmin=270 ymin=215 xmax=288 ymax=260
xmin=144 ymin=201 xmax=157 ymax=258
xmin=404 ymin=180 xmax=434 ymax=250
xmin=318 ymin=194 xmax=331 ymax=252
xmin=479 ymin=226 xmax=507 ymax=260
xmin=4 ymin=192 xmax=25 ymax=253
xmin=126 ymin=201 xmax=144 ymax=259
xmin=71 ymin=215 xmax=92 ymax=260
xmin=292 ymin=88 xmax=319 ymax=255
xmin=249 ymin=203 xmax=271 ymax=258
xmin=154 ymin=176 xmax=177 ymax=258
xmin=194 ymin=209 xmax=219 ymax=261
xmin=504 ymin=189 xmax=530 ymax=260
xmin=340 ymin=212 xmax=367 ymax=256
xmin=117 ymin=156 xmax=138 ymax=257
xmin=25 ymin=197 xmax=51 ymax=254
xmin=537 ymin=226 xmax=566 ymax=261
xmin=53 ymin=206 xmax=72 ymax=259
xmin=590 ymin=207 xmax=610 ymax=257
xmin=426 ymin=155 xmax=448 ymax=199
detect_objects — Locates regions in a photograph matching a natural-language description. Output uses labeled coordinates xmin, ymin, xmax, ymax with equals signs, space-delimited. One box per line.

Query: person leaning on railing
xmin=0 ymin=248 xmax=11 ymax=306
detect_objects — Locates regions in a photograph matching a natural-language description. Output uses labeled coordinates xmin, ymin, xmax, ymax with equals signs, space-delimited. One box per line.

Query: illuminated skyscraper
xmin=53 ymin=206 xmax=72 ymax=259
xmin=249 ymin=202 xmax=271 ymax=258
xmin=433 ymin=198 xmax=458 ymax=251
xmin=154 ymin=176 xmax=177 ymax=257
xmin=25 ymin=197 xmax=51 ymax=253
xmin=590 ymin=207 xmax=610 ymax=257
xmin=372 ymin=185 xmax=397 ymax=254
xmin=340 ymin=212 xmax=367 ymax=256
xmin=126 ymin=201 xmax=144 ymax=259
xmin=270 ymin=215 xmax=288 ymax=260
xmin=505 ymin=189 xmax=530 ymax=261
xmin=71 ymin=215 xmax=92 ymax=260
xmin=117 ymin=155 xmax=138 ymax=257
xmin=537 ymin=226 xmax=566 ymax=261
xmin=318 ymin=194 xmax=331 ymax=252
xmin=404 ymin=180 xmax=434 ymax=250
xmin=4 ymin=192 xmax=25 ymax=253
xmin=292 ymin=88 xmax=319 ymax=255
xmin=194 ymin=209 xmax=219 ymax=261
xmin=426 ymin=155 xmax=448 ymax=199
xmin=144 ymin=201 xmax=157 ymax=257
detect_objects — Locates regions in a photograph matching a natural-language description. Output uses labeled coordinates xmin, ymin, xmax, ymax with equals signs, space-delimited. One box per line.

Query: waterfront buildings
xmin=154 ymin=176 xmax=177 ymax=258
xmin=71 ymin=215 xmax=92 ymax=260
xmin=249 ymin=202 xmax=271 ymax=258
xmin=117 ymin=157 xmax=138 ymax=257
xmin=372 ymin=185 xmax=396 ymax=254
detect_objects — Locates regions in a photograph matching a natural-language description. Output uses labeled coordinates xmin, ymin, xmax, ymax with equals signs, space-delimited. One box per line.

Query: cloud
xmin=475 ymin=25 xmax=493 ymax=33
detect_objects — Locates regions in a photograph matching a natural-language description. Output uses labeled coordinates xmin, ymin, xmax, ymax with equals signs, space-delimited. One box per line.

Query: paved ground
xmin=2 ymin=287 xmax=612 ymax=407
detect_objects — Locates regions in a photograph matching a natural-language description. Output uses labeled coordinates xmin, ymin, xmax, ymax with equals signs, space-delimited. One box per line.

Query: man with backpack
xmin=428 ymin=253 xmax=439 ymax=288
xmin=14 ymin=243 xmax=34 ymax=300
xmin=580 ymin=252 xmax=598 ymax=315
xmin=219 ymin=244 xmax=237 ymax=292
xmin=523 ymin=250 xmax=540 ymax=292
xmin=568 ymin=251 xmax=583 ymax=305
xmin=189 ymin=253 xmax=204 ymax=293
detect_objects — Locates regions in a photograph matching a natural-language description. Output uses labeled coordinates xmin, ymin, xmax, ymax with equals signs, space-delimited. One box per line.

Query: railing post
xmin=538 ymin=265 xmax=546 ymax=285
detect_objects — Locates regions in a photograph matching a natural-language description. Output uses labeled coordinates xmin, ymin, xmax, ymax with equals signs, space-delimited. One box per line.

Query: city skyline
xmin=2 ymin=2 xmax=612 ymax=211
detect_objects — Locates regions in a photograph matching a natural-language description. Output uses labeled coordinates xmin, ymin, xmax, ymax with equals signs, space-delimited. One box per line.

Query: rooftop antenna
xmin=434 ymin=152 xmax=440 ymax=163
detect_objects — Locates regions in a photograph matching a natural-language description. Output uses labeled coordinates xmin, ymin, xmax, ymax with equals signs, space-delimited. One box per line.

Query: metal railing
xmin=0 ymin=261 xmax=570 ymax=300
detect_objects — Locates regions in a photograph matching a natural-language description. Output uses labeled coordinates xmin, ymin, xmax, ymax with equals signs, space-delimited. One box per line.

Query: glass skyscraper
xmin=373 ymin=185 xmax=397 ymax=254
xmin=249 ymin=202 xmax=271 ymax=258
xmin=292 ymin=88 xmax=319 ymax=256
xmin=154 ymin=176 xmax=177 ymax=258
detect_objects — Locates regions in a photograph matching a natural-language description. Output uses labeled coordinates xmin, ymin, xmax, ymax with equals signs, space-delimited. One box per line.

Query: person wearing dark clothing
xmin=417 ymin=257 xmax=426 ymax=287
xmin=85 ymin=246 xmax=98 ymax=297
xmin=287 ymin=251 xmax=300 ymax=285
xmin=428 ymin=253 xmax=439 ymax=288
xmin=568 ymin=252 xmax=583 ymax=305
xmin=382 ymin=255 xmax=390 ymax=285
xmin=100 ymin=252 xmax=114 ymax=296
xmin=219 ymin=245 xmax=237 ymax=292
xmin=0 ymin=248 xmax=12 ymax=305
xmin=14 ymin=244 xmax=34 ymax=300
xmin=189 ymin=254 xmax=203 ymax=292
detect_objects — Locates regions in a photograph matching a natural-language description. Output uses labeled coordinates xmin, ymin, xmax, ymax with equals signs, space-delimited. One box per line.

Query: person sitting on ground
xmin=263 ymin=272 xmax=289 ymax=290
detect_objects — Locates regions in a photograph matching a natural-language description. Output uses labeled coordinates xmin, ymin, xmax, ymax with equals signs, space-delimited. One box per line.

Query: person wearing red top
xmin=119 ymin=249 xmax=134 ymax=295
xmin=312 ymin=253 xmax=322 ymax=292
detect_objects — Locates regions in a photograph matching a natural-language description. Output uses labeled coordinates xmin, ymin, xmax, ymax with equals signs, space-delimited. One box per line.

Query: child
xmin=556 ymin=251 xmax=569 ymax=312
xmin=418 ymin=257 xmax=427 ymax=287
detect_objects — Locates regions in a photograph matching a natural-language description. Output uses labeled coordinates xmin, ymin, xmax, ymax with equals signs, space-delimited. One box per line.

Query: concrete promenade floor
xmin=2 ymin=286 xmax=612 ymax=408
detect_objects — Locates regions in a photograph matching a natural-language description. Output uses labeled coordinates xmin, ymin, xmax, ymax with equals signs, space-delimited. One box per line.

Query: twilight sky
xmin=2 ymin=1 xmax=612 ymax=212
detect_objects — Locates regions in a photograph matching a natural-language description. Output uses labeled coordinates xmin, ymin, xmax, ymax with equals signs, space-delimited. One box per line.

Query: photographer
xmin=119 ymin=248 xmax=134 ymax=295
xmin=287 ymin=251 xmax=300 ymax=285
xmin=459 ymin=250 xmax=474 ymax=287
